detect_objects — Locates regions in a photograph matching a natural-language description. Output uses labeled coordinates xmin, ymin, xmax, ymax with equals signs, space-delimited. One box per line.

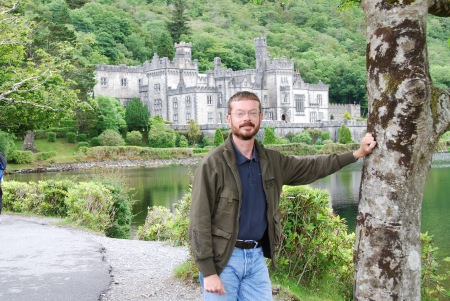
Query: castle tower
xmin=254 ymin=37 xmax=270 ymax=71
xmin=174 ymin=42 xmax=192 ymax=68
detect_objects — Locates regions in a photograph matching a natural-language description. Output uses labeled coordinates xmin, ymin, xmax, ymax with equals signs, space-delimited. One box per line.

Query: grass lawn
xmin=11 ymin=138 xmax=79 ymax=170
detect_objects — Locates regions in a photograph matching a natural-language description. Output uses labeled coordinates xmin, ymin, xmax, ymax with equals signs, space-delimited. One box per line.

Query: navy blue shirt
xmin=232 ymin=140 xmax=267 ymax=241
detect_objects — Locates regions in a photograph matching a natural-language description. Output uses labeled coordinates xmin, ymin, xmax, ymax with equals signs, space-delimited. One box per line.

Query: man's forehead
xmin=230 ymin=99 xmax=259 ymax=108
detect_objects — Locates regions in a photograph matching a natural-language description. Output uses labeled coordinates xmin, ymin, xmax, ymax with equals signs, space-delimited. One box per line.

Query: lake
xmin=10 ymin=153 xmax=450 ymax=261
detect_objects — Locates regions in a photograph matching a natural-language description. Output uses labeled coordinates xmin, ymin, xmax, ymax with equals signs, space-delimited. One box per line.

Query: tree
xmin=338 ymin=125 xmax=352 ymax=144
xmin=0 ymin=2 xmax=80 ymax=151
xmin=95 ymin=96 xmax=126 ymax=134
xmin=187 ymin=119 xmax=201 ymax=146
xmin=156 ymin=31 xmax=175 ymax=60
xmin=167 ymin=0 xmax=190 ymax=43
xmin=125 ymin=98 xmax=149 ymax=132
xmin=262 ymin=127 xmax=276 ymax=145
xmin=349 ymin=1 xmax=450 ymax=300
xmin=213 ymin=128 xmax=224 ymax=146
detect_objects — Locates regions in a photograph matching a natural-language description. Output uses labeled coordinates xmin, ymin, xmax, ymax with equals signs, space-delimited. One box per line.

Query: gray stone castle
xmin=93 ymin=37 xmax=359 ymax=126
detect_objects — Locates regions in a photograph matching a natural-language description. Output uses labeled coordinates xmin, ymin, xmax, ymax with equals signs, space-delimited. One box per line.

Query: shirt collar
xmin=231 ymin=136 xmax=259 ymax=165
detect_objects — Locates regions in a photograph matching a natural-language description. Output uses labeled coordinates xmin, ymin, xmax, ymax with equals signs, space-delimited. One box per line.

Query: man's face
xmin=226 ymin=99 xmax=263 ymax=141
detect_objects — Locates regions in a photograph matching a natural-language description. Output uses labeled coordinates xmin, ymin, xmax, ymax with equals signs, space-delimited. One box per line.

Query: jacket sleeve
xmin=188 ymin=160 xmax=218 ymax=277
xmin=280 ymin=151 xmax=356 ymax=185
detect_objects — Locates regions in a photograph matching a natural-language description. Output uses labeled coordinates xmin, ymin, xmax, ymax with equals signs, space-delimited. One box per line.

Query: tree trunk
xmin=22 ymin=131 xmax=38 ymax=153
xmin=354 ymin=1 xmax=450 ymax=300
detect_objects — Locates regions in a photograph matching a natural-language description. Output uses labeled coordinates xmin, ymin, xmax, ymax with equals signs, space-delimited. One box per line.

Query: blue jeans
xmin=199 ymin=247 xmax=272 ymax=301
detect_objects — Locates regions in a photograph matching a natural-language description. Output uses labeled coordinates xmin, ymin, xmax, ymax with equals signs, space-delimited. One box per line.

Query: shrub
xmin=10 ymin=150 xmax=34 ymax=164
xmin=0 ymin=131 xmax=17 ymax=157
xmin=292 ymin=131 xmax=313 ymax=145
xmin=90 ymin=137 xmax=101 ymax=147
xmin=343 ymin=111 xmax=352 ymax=120
xmin=275 ymin=186 xmax=354 ymax=295
xmin=263 ymin=127 xmax=277 ymax=145
xmin=66 ymin=132 xmax=77 ymax=143
xmin=149 ymin=123 xmax=176 ymax=148
xmin=137 ymin=206 xmax=174 ymax=241
xmin=178 ymin=135 xmax=189 ymax=148
xmin=214 ymin=128 xmax=224 ymax=146
xmin=36 ymin=151 xmax=57 ymax=161
xmin=98 ymin=130 xmax=125 ymax=146
xmin=47 ymin=132 xmax=57 ymax=142
xmin=338 ymin=125 xmax=353 ymax=144
xmin=77 ymin=133 xmax=88 ymax=142
xmin=322 ymin=143 xmax=359 ymax=154
xmin=126 ymin=131 xmax=143 ymax=146
xmin=65 ymin=182 xmax=115 ymax=232
xmin=77 ymin=142 xmax=89 ymax=150
xmin=321 ymin=131 xmax=330 ymax=141
xmin=305 ymin=128 xmax=322 ymax=144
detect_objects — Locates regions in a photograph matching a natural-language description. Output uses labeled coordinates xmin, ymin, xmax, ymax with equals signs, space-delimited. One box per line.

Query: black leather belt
xmin=235 ymin=240 xmax=263 ymax=249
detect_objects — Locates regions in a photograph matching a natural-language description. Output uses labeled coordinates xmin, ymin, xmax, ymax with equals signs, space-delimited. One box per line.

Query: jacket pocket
xmin=211 ymin=226 xmax=232 ymax=259
xmin=212 ymin=189 xmax=239 ymax=233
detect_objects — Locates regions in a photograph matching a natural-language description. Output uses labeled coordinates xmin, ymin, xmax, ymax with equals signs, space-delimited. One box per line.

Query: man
xmin=188 ymin=91 xmax=376 ymax=300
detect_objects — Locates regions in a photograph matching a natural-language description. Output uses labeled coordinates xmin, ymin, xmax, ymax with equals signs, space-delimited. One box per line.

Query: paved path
xmin=0 ymin=214 xmax=110 ymax=301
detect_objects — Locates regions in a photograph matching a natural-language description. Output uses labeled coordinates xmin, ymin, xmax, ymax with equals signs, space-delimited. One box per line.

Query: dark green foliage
xmin=102 ymin=180 xmax=133 ymax=239
xmin=148 ymin=123 xmax=176 ymax=148
xmin=214 ymin=128 xmax=224 ymax=146
xmin=10 ymin=150 xmax=33 ymax=164
xmin=125 ymin=98 xmax=149 ymax=132
xmin=66 ymin=132 xmax=77 ymax=143
xmin=305 ymin=128 xmax=323 ymax=144
xmin=275 ymin=185 xmax=354 ymax=293
xmin=98 ymin=129 xmax=125 ymax=146
xmin=125 ymin=131 xmax=143 ymax=146
xmin=77 ymin=133 xmax=87 ymax=142
xmin=292 ymin=131 xmax=313 ymax=145
xmin=0 ymin=131 xmax=17 ymax=157
xmin=262 ymin=127 xmax=277 ymax=145
xmin=167 ymin=0 xmax=190 ymax=43
xmin=90 ymin=137 xmax=101 ymax=147
xmin=321 ymin=131 xmax=330 ymax=141
xmin=36 ymin=151 xmax=57 ymax=161
xmin=77 ymin=141 xmax=89 ymax=149
xmin=47 ymin=132 xmax=57 ymax=142
xmin=156 ymin=32 xmax=175 ymax=60
xmin=338 ymin=125 xmax=352 ymax=144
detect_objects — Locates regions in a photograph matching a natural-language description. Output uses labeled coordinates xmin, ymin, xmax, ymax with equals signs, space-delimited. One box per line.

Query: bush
xmin=10 ymin=150 xmax=34 ymax=164
xmin=263 ymin=127 xmax=277 ymax=145
xmin=36 ymin=151 xmax=57 ymax=161
xmin=322 ymin=143 xmax=359 ymax=154
xmin=66 ymin=132 xmax=77 ymax=143
xmin=292 ymin=131 xmax=313 ymax=145
xmin=98 ymin=130 xmax=125 ymax=146
xmin=338 ymin=125 xmax=353 ymax=144
xmin=214 ymin=128 xmax=224 ymax=146
xmin=305 ymin=128 xmax=322 ymax=144
xmin=126 ymin=131 xmax=143 ymax=146
xmin=275 ymin=186 xmax=354 ymax=295
xmin=0 ymin=131 xmax=17 ymax=157
xmin=137 ymin=206 xmax=174 ymax=241
xmin=77 ymin=142 xmax=89 ymax=150
xmin=77 ymin=133 xmax=88 ymax=142
xmin=178 ymin=135 xmax=189 ymax=148
xmin=148 ymin=123 xmax=176 ymax=148
xmin=321 ymin=131 xmax=330 ymax=141
xmin=90 ymin=137 xmax=101 ymax=147
xmin=47 ymin=132 xmax=57 ymax=142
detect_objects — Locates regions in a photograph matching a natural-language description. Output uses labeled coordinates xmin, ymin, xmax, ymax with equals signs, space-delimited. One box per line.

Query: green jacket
xmin=188 ymin=136 xmax=356 ymax=277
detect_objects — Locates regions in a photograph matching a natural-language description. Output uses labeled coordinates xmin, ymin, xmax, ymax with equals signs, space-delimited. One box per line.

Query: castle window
xmin=319 ymin=112 xmax=324 ymax=121
xmin=310 ymin=111 xmax=318 ymax=123
xmin=218 ymin=93 xmax=223 ymax=104
xmin=186 ymin=113 xmax=191 ymax=120
xmin=121 ymin=78 xmax=128 ymax=87
xmin=282 ymin=92 xmax=290 ymax=103
xmin=173 ymin=97 xmax=178 ymax=108
xmin=317 ymin=94 xmax=322 ymax=106
xmin=185 ymin=96 xmax=191 ymax=107
xmin=295 ymin=94 xmax=305 ymax=113
xmin=154 ymin=84 xmax=160 ymax=92
xmin=208 ymin=112 xmax=213 ymax=124
xmin=263 ymin=95 xmax=267 ymax=103
xmin=207 ymin=95 xmax=213 ymax=105
xmin=266 ymin=112 xmax=273 ymax=120
xmin=173 ymin=114 xmax=178 ymax=122
xmin=101 ymin=77 xmax=107 ymax=87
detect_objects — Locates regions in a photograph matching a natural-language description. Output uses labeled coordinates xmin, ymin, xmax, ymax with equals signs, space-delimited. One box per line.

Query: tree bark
xmin=22 ymin=131 xmax=38 ymax=153
xmin=354 ymin=1 xmax=450 ymax=300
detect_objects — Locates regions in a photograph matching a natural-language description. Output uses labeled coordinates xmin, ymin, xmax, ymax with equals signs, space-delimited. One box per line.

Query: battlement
xmin=97 ymin=64 xmax=144 ymax=73
xmin=268 ymin=57 xmax=294 ymax=70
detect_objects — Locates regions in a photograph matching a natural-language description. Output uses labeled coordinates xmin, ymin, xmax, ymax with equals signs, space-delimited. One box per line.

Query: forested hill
xmin=14 ymin=0 xmax=450 ymax=109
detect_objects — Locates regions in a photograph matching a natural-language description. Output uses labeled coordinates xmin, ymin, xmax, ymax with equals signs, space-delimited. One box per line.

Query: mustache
xmin=240 ymin=122 xmax=255 ymax=128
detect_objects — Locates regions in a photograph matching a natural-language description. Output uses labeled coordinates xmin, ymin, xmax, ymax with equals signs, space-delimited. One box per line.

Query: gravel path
xmin=93 ymin=236 xmax=203 ymax=301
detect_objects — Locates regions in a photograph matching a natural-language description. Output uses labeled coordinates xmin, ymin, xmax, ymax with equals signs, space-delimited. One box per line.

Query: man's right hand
xmin=204 ymin=274 xmax=227 ymax=295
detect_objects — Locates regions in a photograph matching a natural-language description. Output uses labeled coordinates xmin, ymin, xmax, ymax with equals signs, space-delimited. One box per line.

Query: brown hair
xmin=227 ymin=91 xmax=261 ymax=114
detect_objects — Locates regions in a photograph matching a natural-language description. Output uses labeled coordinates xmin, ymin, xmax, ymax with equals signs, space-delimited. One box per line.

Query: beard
xmin=231 ymin=120 xmax=261 ymax=141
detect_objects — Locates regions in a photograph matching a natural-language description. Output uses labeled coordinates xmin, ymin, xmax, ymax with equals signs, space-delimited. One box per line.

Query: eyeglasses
xmin=229 ymin=110 xmax=261 ymax=119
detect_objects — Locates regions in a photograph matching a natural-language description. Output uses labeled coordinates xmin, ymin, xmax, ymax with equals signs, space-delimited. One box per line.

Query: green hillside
xmin=12 ymin=0 xmax=450 ymax=109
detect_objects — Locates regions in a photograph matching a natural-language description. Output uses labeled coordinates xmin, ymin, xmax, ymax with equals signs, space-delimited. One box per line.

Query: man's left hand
xmin=354 ymin=133 xmax=377 ymax=159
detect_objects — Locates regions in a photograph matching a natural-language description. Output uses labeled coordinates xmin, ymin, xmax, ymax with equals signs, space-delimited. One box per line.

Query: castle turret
xmin=254 ymin=37 xmax=270 ymax=71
